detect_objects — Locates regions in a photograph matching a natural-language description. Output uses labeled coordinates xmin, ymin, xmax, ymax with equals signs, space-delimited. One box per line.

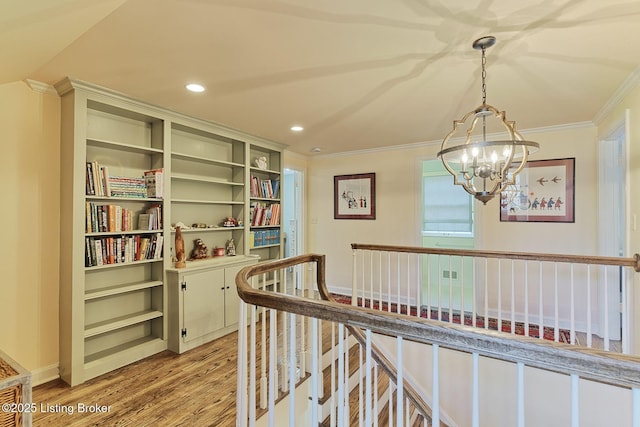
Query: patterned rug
xmin=331 ymin=294 xmax=570 ymax=343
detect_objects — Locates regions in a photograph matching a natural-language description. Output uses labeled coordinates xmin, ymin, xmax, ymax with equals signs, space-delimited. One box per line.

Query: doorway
xmin=597 ymin=113 xmax=629 ymax=343
xmin=283 ymin=168 xmax=304 ymax=286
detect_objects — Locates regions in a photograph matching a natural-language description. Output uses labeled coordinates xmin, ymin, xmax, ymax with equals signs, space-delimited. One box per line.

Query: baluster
xmin=387 ymin=252 xmax=392 ymax=313
xmin=517 ymin=362 xmax=525 ymax=427
xmin=448 ymin=256 xmax=453 ymax=322
xmin=484 ymin=258 xmax=489 ymax=330
xmin=524 ymin=261 xmax=529 ymax=337
xmin=426 ymin=254 xmax=432 ymax=320
xmin=373 ymin=363 xmax=379 ymax=427
xmin=438 ymin=255 xmax=442 ymax=321
xmin=416 ymin=253 xmax=422 ymax=319
xmin=571 ymin=374 xmax=579 ymax=427
xmin=379 ymin=251 xmax=383 ymax=313
xmin=365 ymin=329 xmax=373 ymax=427
xmin=397 ymin=337 xmax=405 ymax=427
xmin=570 ymin=264 xmax=576 ymax=345
xmin=369 ymin=250 xmax=374 ymax=308
xmin=604 ymin=265 xmax=610 ymax=351
xmin=472 ymin=352 xmax=479 ymax=427
xmin=268 ymin=309 xmax=276 ymax=426
xmin=310 ymin=317 xmax=319 ymax=426
xmin=397 ymin=252 xmax=401 ymax=314
xmin=461 ymin=256 xmax=465 ymax=325
xmin=511 ymin=260 xmax=515 ymax=334
xmin=554 ymin=263 xmax=559 ymax=342
xmin=289 ymin=312 xmax=297 ymax=425
xmin=249 ymin=301 xmax=257 ymax=423
xmin=622 ymin=267 xmax=629 ymax=354
xmin=236 ymin=282 xmax=248 ymax=426
xmin=337 ymin=324 xmax=346 ymax=427
xmin=539 ymin=262 xmax=544 ymax=340
xmin=352 ymin=249 xmax=357 ymax=306
xmin=586 ymin=265 xmax=592 ymax=347
xmin=498 ymin=259 xmax=502 ymax=332
xmin=472 ymin=256 xmax=477 ymax=328
xmin=260 ymin=304 xmax=267 ymax=409
xmin=329 ymin=323 xmax=336 ymax=427
xmin=431 ymin=343 xmax=439 ymax=427
xmin=358 ymin=343 xmax=364 ymax=425
xmin=407 ymin=253 xmax=411 ymax=316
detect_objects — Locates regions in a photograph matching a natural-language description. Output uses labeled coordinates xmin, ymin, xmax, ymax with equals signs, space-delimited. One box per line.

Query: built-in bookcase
xmin=170 ymin=122 xmax=246 ymax=256
xmin=57 ymin=78 xmax=284 ymax=386
xmin=248 ymin=144 xmax=283 ymax=278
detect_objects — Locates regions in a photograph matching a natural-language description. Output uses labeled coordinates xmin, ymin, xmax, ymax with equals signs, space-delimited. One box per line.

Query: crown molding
xmin=309 ymin=121 xmax=594 ymax=160
xmin=24 ymin=79 xmax=58 ymax=96
xmin=593 ymin=65 xmax=640 ymax=125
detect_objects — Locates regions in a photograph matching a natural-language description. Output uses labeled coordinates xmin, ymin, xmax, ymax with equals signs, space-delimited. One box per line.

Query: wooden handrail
xmin=236 ymin=254 xmax=640 ymax=391
xmin=351 ymin=243 xmax=640 ymax=272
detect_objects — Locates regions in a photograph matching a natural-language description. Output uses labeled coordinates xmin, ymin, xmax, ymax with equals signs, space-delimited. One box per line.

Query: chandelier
xmin=437 ymin=36 xmax=539 ymax=204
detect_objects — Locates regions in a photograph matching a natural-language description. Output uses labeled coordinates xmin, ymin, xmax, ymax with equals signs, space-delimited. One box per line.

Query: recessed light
xmin=186 ymin=83 xmax=205 ymax=93
xmin=290 ymin=125 xmax=304 ymax=132
xmin=311 ymin=147 xmax=321 ymax=153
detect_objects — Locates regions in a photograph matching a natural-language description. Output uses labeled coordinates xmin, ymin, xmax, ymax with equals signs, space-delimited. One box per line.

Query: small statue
xmin=189 ymin=238 xmax=209 ymax=260
xmin=222 ymin=217 xmax=238 ymax=227
xmin=225 ymin=238 xmax=236 ymax=256
xmin=254 ymin=156 xmax=268 ymax=170
xmin=175 ymin=226 xmax=186 ymax=268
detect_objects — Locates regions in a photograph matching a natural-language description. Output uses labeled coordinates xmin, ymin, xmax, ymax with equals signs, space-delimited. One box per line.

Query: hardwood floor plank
xmin=33 ymin=331 xmax=240 ymax=427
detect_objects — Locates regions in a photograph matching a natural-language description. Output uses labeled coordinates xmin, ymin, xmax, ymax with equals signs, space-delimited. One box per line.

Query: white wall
xmin=307 ymin=124 xmax=599 ymax=291
xmin=0 ymin=81 xmax=60 ymax=379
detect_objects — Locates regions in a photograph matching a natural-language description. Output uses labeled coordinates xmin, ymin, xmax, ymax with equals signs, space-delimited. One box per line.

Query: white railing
xmin=235 ymin=255 xmax=431 ymax=427
xmin=236 ymin=252 xmax=640 ymax=427
xmin=350 ymin=243 xmax=640 ymax=353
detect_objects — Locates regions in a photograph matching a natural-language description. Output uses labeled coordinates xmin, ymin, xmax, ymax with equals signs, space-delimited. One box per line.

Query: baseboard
xmin=31 ymin=364 xmax=59 ymax=387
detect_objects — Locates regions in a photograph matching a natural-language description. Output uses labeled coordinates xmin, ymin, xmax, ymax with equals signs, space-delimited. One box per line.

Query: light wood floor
xmin=33 ymin=331 xmax=240 ymax=427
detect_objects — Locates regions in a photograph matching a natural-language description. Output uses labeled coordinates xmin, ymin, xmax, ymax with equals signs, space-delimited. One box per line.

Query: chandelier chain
xmin=481 ymin=47 xmax=487 ymax=104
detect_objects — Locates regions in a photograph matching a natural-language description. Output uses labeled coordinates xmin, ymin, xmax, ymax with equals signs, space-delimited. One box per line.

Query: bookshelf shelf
xmin=172 ymin=173 xmax=244 ymax=186
xmin=86 ymin=230 xmax=162 ymax=237
xmin=173 ymin=227 xmax=245 ymax=233
xmin=171 ymin=152 xmax=244 ymax=168
xmin=172 ymin=199 xmax=245 ymax=205
xmin=84 ymin=336 xmax=165 ymax=367
xmin=84 ymin=310 xmax=164 ymax=338
xmin=57 ymin=77 xmax=283 ymax=386
xmin=87 ymin=138 xmax=164 ymax=155
xmin=85 ymin=280 xmax=163 ymax=300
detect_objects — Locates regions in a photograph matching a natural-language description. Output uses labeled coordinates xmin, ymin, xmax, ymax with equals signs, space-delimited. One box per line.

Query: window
xmin=422 ymin=161 xmax=474 ymax=236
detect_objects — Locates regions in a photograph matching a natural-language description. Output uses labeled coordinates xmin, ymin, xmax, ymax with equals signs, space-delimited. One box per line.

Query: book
xmin=144 ymin=168 xmax=164 ymax=198
xmin=138 ymin=213 xmax=152 ymax=230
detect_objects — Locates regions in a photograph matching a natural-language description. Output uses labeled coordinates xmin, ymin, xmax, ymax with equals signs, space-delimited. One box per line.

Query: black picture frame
xmin=334 ymin=173 xmax=376 ymax=220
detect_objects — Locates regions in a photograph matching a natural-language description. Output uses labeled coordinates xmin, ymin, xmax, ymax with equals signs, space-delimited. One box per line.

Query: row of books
xmin=250 ymin=202 xmax=281 ymax=226
xmin=250 ymin=175 xmax=280 ymax=199
xmin=86 ymin=203 xmax=162 ymax=233
xmin=249 ymin=229 xmax=280 ymax=248
xmin=86 ymin=161 xmax=164 ymax=199
xmin=85 ymin=233 xmax=163 ymax=267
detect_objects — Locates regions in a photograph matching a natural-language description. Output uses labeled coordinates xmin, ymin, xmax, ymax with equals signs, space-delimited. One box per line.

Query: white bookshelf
xmin=56 ymin=78 xmax=284 ymax=386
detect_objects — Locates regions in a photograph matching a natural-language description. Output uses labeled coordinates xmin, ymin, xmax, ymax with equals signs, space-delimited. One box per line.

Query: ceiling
xmin=5 ymin=0 xmax=640 ymax=155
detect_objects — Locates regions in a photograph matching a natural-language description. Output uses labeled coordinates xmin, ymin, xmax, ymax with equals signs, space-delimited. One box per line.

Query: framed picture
xmin=334 ymin=173 xmax=376 ymax=220
xmin=500 ymin=158 xmax=575 ymax=223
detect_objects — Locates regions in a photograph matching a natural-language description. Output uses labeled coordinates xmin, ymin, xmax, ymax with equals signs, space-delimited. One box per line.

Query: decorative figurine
xmin=226 ymin=238 xmax=236 ymax=256
xmin=175 ymin=226 xmax=186 ymax=268
xmin=222 ymin=217 xmax=238 ymax=227
xmin=254 ymin=156 xmax=268 ymax=170
xmin=189 ymin=238 xmax=209 ymax=260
